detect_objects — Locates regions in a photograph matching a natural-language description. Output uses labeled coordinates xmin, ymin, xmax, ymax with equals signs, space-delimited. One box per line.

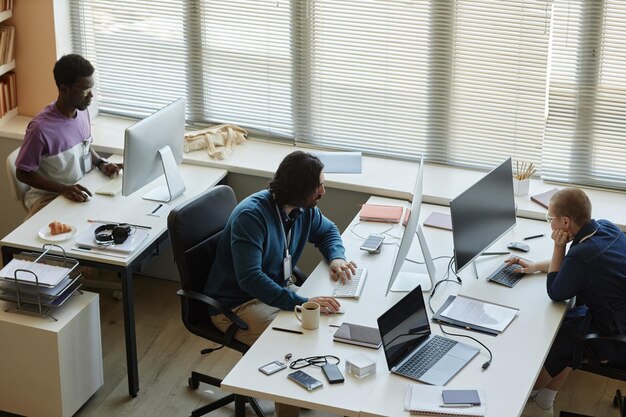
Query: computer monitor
xmin=450 ymin=158 xmax=516 ymax=276
xmin=385 ymin=155 xmax=436 ymax=295
xmin=122 ymin=98 xmax=186 ymax=202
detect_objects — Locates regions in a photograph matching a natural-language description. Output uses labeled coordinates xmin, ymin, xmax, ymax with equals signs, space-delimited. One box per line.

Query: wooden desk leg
xmin=121 ymin=267 xmax=139 ymax=397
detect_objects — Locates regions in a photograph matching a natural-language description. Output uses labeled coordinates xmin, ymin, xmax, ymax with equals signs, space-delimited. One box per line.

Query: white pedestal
xmin=0 ymin=291 xmax=103 ymax=417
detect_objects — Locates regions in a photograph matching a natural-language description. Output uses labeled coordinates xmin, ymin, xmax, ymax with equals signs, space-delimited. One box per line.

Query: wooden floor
xmin=1 ymin=274 xmax=624 ymax=417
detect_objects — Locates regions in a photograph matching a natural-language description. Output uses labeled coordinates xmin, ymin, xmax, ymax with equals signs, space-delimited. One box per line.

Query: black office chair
xmin=168 ymin=185 xmax=307 ymax=417
xmin=168 ymin=185 xmax=265 ymax=417
xmin=560 ymin=332 xmax=626 ymax=417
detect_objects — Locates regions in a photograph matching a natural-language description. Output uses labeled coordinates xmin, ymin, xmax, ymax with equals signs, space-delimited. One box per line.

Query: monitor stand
xmin=389 ymin=227 xmax=435 ymax=292
xmin=142 ymin=146 xmax=186 ymax=202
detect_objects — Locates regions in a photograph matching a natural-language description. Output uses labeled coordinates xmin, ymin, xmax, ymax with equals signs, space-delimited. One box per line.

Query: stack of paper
xmin=433 ymin=295 xmax=519 ymax=335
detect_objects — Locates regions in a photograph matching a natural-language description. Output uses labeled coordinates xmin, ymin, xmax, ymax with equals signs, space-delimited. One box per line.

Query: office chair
xmin=6 ymin=147 xmax=29 ymax=209
xmin=560 ymin=332 xmax=626 ymax=417
xmin=168 ymin=185 xmax=306 ymax=417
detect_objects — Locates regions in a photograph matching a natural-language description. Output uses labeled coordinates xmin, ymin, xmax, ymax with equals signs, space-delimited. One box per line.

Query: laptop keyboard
xmin=397 ymin=335 xmax=457 ymax=379
xmin=332 ymin=267 xmax=368 ymax=298
xmin=487 ymin=262 xmax=525 ymax=287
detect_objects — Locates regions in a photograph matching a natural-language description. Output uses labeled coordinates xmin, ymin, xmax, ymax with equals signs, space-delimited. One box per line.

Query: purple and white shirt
xmin=16 ymin=102 xmax=91 ymax=208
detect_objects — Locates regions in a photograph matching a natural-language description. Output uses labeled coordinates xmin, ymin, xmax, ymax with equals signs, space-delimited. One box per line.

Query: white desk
xmin=0 ymin=291 xmax=103 ymax=417
xmin=0 ymin=162 xmax=227 ymax=397
xmin=221 ymin=199 xmax=569 ymax=417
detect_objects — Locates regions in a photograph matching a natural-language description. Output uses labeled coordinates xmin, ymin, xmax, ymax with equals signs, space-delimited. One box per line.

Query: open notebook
xmin=405 ymin=384 xmax=486 ymax=416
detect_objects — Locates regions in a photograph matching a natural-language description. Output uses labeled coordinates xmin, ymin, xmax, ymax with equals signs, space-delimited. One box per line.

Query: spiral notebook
xmin=405 ymin=384 xmax=486 ymax=416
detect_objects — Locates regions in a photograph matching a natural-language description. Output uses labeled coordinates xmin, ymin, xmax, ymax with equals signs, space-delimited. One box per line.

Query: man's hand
xmin=551 ymin=228 xmax=573 ymax=248
xmin=100 ymin=162 xmax=123 ymax=177
xmin=505 ymin=256 xmax=537 ymax=274
xmin=308 ymin=296 xmax=341 ymax=314
xmin=61 ymin=184 xmax=92 ymax=202
xmin=330 ymin=259 xmax=357 ymax=284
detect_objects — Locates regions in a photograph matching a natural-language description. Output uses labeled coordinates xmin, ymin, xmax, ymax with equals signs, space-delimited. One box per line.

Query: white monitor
xmin=122 ymin=98 xmax=186 ymax=202
xmin=385 ymin=155 xmax=436 ymax=295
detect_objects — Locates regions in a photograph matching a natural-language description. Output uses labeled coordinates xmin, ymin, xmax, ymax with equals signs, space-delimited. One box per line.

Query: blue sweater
xmin=204 ymin=190 xmax=346 ymax=313
xmin=547 ymin=219 xmax=626 ymax=333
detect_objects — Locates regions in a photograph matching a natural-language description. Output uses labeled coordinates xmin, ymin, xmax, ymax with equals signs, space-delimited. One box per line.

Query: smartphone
xmin=360 ymin=234 xmax=384 ymax=253
xmin=287 ymin=370 xmax=323 ymax=391
xmin=258 ymin=360 xmax=287 ymax=375
xmin=321 ymin=363 xmax=344 ymax=384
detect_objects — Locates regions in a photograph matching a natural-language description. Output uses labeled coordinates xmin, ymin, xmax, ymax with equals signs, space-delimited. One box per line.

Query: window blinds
xmin=544 ymin=0 xmax=626 ymax=190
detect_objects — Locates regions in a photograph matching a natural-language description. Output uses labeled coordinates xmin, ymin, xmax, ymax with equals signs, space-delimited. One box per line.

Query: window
xmin=71 ymin=1 xmax=626 ymax=191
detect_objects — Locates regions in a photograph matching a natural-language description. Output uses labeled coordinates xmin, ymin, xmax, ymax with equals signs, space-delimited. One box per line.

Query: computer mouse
xmin=507 ymin=241 xmax=530 ymax=252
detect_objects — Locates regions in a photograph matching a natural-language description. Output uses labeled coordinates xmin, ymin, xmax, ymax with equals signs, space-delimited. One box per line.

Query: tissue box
xmin=345 ymin=353 xmax=376 ymax=378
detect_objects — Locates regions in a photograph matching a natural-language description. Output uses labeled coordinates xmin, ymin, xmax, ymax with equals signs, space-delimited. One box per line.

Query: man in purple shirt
xmin=15 ymin=54 xmax=121 ymax=217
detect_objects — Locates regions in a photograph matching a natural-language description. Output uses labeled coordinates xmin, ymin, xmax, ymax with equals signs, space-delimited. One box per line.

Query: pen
xmin=524 ymin=233 xmax=545 ymax=240
xmin=272 ymin=327 xmax=303 ymax=335
xmin=439 ymin=404 xmax=475 ymax=408
xmin=151 ymin=204 xmax=163 ymax=214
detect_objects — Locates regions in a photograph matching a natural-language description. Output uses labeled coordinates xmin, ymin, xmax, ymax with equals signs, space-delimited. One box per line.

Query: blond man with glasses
xmin=506 ymin=188 xmax=626 ymax=417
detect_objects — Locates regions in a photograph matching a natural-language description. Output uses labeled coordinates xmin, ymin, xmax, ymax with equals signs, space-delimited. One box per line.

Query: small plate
xmin=38 ymin=223 xmax=77 ymax=242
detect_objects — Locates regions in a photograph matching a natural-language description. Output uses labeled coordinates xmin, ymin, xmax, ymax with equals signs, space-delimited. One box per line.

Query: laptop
xmin=377 ymin=285 xmax=479 ymax=385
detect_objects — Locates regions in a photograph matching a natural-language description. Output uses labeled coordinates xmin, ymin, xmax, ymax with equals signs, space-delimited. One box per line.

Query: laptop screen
xmin=377 ymin=285 xmax=431 ymax=370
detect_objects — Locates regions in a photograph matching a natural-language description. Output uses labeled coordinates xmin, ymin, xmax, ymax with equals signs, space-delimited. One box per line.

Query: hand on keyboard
xmin=329 ymin=259 xmax=358 ymax=283
xmin=96 ymin=174 xmax=123 ymax=196
xmin=504 ymin=256 xmax=536 ymax=274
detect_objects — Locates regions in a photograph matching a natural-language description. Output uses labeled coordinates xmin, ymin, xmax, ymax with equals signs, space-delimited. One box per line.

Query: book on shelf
xmin=423 ymin=212 xmax=452 ymax=231
xmin=332 ymin=322 xmax=382 ymax=349
xmin=405 ymin=384 xmax=486 ymax=416
xmin=530 ymin=187 xmax=559 ymax=209
xmin=359 ymin=204 xmax=404 ymax=223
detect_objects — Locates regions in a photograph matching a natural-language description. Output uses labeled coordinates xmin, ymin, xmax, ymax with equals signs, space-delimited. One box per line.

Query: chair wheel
xmin=188 ymin=377 xmax=199 ymax=389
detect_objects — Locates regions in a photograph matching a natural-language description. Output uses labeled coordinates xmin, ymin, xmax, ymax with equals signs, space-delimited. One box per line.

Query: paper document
xmin=0 ymin=259 xmax=71 ymax=287
xmin=440 ymin=296 xmax=517 ymax=333
xmin=74 ymin=222 xmax=150 ymax=254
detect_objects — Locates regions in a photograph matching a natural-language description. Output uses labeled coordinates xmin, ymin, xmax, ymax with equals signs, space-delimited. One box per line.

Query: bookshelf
xmin=0 ymin=5 xmax=16 ymax=127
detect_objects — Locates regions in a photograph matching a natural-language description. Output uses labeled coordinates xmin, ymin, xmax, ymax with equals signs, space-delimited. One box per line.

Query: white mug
xmin=294 ymin=301 xmax=320 ymax=330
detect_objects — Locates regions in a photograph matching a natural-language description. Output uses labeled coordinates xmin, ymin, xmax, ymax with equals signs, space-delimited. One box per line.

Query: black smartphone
xmin=321 ymin=363 xmax=344 ymax=384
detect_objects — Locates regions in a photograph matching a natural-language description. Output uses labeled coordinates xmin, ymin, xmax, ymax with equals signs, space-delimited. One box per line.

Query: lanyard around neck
xmin=275 ymin=204 xmax=292 ymax=258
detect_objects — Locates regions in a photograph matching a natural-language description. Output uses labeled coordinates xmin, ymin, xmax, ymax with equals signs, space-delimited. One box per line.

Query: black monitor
xmin=450 ymin=158 xmax=516 ymax=275
xmin=385 ymin=155 xmax=436 ymax=295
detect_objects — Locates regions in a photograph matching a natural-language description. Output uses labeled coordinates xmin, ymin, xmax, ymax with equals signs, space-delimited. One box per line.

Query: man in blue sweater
xmin=206 ymin=151 xmax=356 ymax=343
xmin=507 ymin=188 xmax=626 ymax=417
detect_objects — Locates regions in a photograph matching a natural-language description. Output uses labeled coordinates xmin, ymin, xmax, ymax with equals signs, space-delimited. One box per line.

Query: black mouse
xmin=507 ymin=241 xmax=530 ymax=252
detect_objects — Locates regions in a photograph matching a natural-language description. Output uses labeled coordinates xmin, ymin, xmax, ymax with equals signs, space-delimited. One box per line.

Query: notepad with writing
xmin=405 ymin=384 xmax=486 ymax=416
xmin=332 ymin=322 xmax=382 ymax=349
xmin=530 ymin=187 xmax=559 ymax=209
xmin=359 ymin=204 xmax=404 ymax=223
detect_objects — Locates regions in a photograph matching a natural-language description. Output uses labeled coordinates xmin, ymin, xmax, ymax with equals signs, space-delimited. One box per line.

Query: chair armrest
xmin=177 ymin=289 xmax=248 ymax=330
xmin=293 ymin=266 xmax=307 ymax=286
xmin=581 ymin=332 xmax=626 ymax=345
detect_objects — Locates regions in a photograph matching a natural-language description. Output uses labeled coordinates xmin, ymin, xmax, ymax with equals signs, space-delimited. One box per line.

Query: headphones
xmin=94 ymin=223 xmax=132 ymax=246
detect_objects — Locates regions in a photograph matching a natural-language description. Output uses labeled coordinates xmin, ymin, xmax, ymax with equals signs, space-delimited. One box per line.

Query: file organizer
xmin=0 ymin=244 xmax=82 ymax=320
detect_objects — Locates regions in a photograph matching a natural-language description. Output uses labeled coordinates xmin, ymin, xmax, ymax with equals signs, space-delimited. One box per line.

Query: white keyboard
xmin=332 ymin=267 xmax=368 ymax=299
xmin=96 ymin=175 xmax=123 ymax=196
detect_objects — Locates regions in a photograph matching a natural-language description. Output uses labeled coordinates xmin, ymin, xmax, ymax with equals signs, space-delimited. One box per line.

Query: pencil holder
xmin=513 ymin=178 xmax=530 ymax=196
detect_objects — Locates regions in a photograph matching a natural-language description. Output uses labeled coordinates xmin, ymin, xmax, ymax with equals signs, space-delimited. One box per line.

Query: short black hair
xmin=53 ymin=54 xmax=94 ymax=87
xmin=268 ymin=151 xmax=324 ymax=207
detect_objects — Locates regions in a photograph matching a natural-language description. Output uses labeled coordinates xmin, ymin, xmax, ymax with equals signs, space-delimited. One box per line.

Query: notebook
xmin=530 ymin=187 xmax=559 ymax=209
xmin=423 ymin=212 xmax=453 ymax=231
xmin=359 ymin=204 xmax=404 ymax=223
xmin=333 ymin=322 xmax=382 ymax=349
xmin=377 ymin=285 xmax=479 ymax=386
xmin=405 ymin=384 xmax=486 ymax=416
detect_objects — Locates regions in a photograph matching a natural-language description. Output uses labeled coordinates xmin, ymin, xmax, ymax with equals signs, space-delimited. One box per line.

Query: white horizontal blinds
xmin=446 ymin=1 xmax=551 ymax=170
xmin=298 ymin=0 xmax=430 ymax=159
xmin=544 ymin=0 xmax=626 ymax=190
xmin=198 ymin=1 xmax=294 ymax=139
xmin=70 ymin=1 xmax=188 ymax=118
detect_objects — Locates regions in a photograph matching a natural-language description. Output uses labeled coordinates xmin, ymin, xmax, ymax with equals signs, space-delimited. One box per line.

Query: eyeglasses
xmin=545 ymin=213 xmax=564 ymax=223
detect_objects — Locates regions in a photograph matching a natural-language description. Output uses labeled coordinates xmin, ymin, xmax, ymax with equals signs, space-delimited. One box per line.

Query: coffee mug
xmin=294 ymin=301 xmax=320 ymax=330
